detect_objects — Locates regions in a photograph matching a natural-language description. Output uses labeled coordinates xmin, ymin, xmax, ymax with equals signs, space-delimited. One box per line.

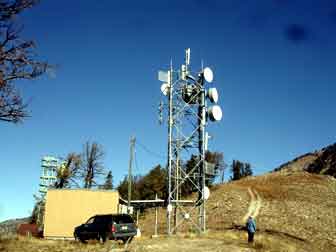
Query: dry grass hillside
xmin=137 ymin=170 xmax=336 ymax=252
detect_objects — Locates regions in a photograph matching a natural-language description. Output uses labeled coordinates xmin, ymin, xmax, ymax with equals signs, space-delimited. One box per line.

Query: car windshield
xmin=86 ymin=217 xmax=95 ymax=224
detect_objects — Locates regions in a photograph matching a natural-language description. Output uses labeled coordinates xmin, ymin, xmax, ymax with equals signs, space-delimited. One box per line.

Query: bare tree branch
xmin=0 ymin=0 xmax=39 ymax=22
xmin=0 ymin=82 xmax=28 ymax=122
xmin=0 ymin=0 xmax=51 ymax=123
xmin=81 ymin=141 xmax=105 ymax=189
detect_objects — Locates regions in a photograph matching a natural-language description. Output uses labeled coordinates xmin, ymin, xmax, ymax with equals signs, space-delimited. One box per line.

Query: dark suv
xmin=74 ymin=214 xmax=137 ymax=243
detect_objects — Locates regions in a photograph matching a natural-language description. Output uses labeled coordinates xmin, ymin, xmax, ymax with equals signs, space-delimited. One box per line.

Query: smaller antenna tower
xmin=39 ymin=156 xmax=58 ymax=196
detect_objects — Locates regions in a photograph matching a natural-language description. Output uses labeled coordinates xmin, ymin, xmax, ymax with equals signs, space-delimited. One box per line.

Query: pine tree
xmin=117 ymin=176 xmax=128 ymax=199
xmin=117 ymin=175 xmax=143 ymax=200
xmin=102 ymin=171 xmax=113 ymax=190
xmin=242 ymin=163 xmax=253 ymax=177
xmin=230 ymin=160 xmax=253 ymax=180
xmin=141 ymin=165 xmax=167 ymax=200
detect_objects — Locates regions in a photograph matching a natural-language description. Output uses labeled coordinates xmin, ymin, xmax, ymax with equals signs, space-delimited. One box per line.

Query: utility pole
xmin=128 ymin=136 xmax=136 ymax=213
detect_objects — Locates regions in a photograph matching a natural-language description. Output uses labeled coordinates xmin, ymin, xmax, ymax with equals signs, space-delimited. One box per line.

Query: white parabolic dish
xmin=204 ymin=186 xmax=210 ymax=200
xmin=203 ymin=67 xmax=213 ymax=83
xmin=208 ymin=105 xmax=223 ymax=121
xmin=207 ymin=87 xmax=219 ymax=103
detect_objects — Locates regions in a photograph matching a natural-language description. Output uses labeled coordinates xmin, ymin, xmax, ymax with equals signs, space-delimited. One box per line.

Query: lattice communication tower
xmin=158 ymin=49 xmax=222 ymax=234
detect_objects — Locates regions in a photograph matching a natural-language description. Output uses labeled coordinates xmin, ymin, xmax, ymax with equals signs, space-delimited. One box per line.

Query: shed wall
xmin=44 ymin=189 xmax=119 ymax=238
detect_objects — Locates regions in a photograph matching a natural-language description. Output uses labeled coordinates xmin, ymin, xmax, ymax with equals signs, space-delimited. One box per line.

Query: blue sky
xmin=1 ymin=0 xmax=336 ymax=222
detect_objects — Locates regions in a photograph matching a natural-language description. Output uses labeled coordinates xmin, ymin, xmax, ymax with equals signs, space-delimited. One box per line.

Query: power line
xmin=136 ymin=140 xmax=166 ymax=161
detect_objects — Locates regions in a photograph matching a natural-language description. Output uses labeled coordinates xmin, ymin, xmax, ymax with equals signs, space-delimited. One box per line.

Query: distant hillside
xmin=306 ymin=143 xmax=336 ymax=177
xmin=0 ymin=217 xmax=30 ymax=235
xmin=273 ymin=142 xmax=336 ymax=177
xmin=273 ymin=152 xmax=318 ymax=173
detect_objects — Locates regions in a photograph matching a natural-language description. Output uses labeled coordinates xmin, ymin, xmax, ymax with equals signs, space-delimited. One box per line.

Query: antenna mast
xmin=158 ymin=49 xmax=223 ymax=234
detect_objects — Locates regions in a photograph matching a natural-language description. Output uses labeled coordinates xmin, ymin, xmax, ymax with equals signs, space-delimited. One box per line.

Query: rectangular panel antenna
xmin=158 ymin=70 xmax=169 ymax=82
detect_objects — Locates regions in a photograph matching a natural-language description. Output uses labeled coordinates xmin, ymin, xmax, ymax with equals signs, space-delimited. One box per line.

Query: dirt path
xmin=242 ymin=187 xmax=262 ymax=223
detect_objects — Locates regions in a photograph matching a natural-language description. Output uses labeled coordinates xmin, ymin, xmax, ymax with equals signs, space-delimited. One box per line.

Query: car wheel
xmin=74 ymin=234 xmax=79 ymax=242
xmin=98 ymin=233 xmax=106 ymax=244
xmin=74 ymin=233 xmax=84 ymax=243
xmin=79 ymin=237 xmax=87 ymax=244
